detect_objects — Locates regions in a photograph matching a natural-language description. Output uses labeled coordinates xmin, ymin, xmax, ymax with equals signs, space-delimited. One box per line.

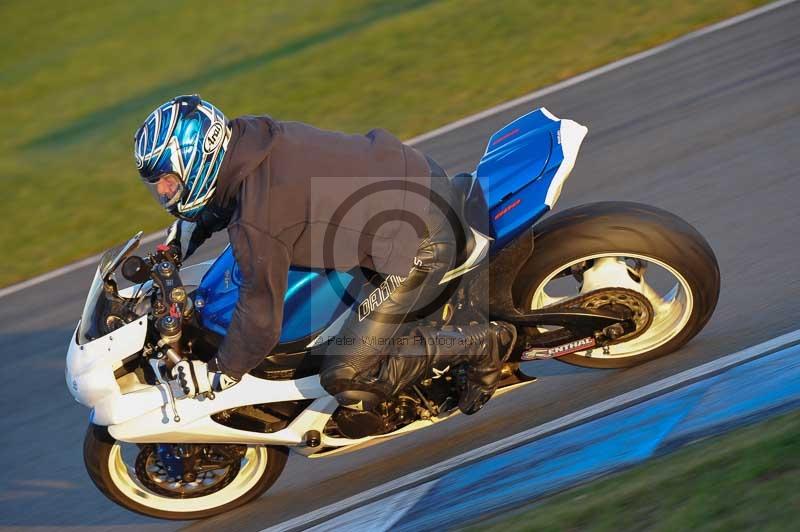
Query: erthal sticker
xmin=203 ymin=122 xmax=224 ymax=154
xmin=521 ymin=336 xmax=596 ymax=360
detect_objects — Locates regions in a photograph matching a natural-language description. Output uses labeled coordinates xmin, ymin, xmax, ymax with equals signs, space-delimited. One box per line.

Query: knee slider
xmin=319 ymin=363 xmax=358 ymax=396
xmin=334 ymin=389 xmax=385 ymax=412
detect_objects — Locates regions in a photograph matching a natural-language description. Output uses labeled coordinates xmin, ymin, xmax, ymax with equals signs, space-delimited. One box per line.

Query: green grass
xmin=1 ymin=0 xmax=770 ymax=286
xmin=470 ymin=409 xmax=800 ymax=531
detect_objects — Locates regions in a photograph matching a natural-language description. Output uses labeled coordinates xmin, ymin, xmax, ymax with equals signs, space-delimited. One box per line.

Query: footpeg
xmin=304 ymin=430 xmax=321 ymax=448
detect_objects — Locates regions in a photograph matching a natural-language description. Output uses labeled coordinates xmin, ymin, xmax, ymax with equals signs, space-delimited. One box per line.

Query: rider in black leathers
xmin=135 ymin=95 xmax=514 ymax=416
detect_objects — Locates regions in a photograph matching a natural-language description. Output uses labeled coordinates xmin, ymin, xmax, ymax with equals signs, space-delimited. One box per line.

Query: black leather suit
xmin=319 ymin=160 xmax=513 ymax=414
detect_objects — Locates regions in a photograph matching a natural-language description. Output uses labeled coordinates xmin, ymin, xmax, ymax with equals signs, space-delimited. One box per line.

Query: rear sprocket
xmin=562 ymin=287 xmax=654 ymax=343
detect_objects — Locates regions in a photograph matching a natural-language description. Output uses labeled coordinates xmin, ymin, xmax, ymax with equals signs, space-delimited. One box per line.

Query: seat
xmin=448 ymin=173 xmax=477 ymax=266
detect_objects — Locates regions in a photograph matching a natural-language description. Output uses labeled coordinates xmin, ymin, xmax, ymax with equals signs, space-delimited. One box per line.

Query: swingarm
xmin=496 ymin=306 xmax=638 ymax=362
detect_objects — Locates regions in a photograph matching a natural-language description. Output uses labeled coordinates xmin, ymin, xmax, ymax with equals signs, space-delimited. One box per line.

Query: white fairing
xmin=66 ymin=260 xmax=216 ymax=418
xmin=66 ymin=319 xmax=148 ymax=413
xmin=543 ymin=111 xmax=588 ymax=208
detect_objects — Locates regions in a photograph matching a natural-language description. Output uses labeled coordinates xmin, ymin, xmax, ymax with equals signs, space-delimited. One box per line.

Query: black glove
xmin=164 ymin=219 xmax=198 ymax=263
xmin=171 ymin=359 xmax=239 ymax=398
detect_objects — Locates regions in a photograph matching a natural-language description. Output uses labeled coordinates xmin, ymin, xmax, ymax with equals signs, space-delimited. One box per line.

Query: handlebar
xmin=122 ymin=246 xmax=192 ymax=366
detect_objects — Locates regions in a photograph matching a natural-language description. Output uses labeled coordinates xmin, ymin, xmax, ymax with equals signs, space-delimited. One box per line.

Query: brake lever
xmin=148 ymin=357 xmax=181 ymax=423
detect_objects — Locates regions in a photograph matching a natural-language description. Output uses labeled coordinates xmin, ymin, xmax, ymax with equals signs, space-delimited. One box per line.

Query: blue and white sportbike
xmin=67 ymin=109 xmax=720 ymax=519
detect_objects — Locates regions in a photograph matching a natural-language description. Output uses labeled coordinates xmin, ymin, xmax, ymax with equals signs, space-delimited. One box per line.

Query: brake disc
xmin=134 ymin=444 xmax=243 ymax=498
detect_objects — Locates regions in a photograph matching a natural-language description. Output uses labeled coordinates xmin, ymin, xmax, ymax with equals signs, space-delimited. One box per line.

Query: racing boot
xmin=381 ymin=321 xmax=516 ymax=415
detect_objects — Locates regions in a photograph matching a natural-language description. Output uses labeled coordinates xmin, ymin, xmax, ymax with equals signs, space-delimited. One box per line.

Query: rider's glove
xmin=165 ymin=201 xmax=234 ymax=263
xmin=164 ymin=219 xmax=198 ymax=263
xmin=171 ymin=359 xmax=240 ymax=398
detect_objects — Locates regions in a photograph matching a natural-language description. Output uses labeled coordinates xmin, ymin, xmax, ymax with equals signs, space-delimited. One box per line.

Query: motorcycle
xmin=67 ymin=108 xmax=720 ymax=519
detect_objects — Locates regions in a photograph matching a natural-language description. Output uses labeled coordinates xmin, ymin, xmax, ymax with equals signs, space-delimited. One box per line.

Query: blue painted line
xmin=387 ymin=343 xmax=800 ymax=531
xmin=659 ymin=343 xmax=800 ymax=451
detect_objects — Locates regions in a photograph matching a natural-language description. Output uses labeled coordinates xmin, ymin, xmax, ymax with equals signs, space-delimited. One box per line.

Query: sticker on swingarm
xmin=521 ymin=336 xmax=596 ymax=360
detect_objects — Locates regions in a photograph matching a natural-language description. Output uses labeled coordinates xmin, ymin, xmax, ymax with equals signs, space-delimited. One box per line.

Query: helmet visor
xmin=145 ymin=172 xmax=185 ymax=210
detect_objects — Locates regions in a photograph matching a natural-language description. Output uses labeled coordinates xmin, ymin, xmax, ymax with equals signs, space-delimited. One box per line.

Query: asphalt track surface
xmin=1 ymin=3 xmax=799 ymax=530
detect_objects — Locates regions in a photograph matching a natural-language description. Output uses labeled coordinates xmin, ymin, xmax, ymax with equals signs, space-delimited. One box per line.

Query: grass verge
xmin=1 ymin=0 xmax=770 ymax=286
xmin=470 ymin=409 xmax=800 ymax=531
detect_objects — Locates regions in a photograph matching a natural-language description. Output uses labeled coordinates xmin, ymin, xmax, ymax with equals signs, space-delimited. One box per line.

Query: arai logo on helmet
xmin=203 ymin=122 xmax=225 ymax=154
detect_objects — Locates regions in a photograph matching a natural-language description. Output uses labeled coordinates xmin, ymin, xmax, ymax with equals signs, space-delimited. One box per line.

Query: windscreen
xmin=77 ymin=250 xmax=116 ymax=345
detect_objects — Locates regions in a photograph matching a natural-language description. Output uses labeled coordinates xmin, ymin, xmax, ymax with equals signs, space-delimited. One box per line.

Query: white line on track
xmin=0 ymin=231 xmax=163 ymax=299
xmin=263 ymin=328 xmax=800 ymax=532
xmin=404 ymin=0 xmax=799 ymax=144
xmin=1 ymin=0 xmax=795 ymax=302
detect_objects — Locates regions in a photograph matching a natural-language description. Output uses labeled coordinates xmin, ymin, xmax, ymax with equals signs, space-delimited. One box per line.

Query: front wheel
xmin=513 ymin=202 xmax=720 ymax=368
xmin=83 ymin=424 xmax=288 ymax=520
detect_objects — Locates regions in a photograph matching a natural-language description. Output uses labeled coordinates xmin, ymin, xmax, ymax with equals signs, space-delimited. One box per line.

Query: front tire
xmin=84 ymin=424 xmax=288 ymax=520
xmin=513 ymin=202 xmax=720 ymax=368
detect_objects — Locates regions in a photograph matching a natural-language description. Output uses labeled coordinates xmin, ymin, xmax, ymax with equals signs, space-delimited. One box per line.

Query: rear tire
xmin=84 ymin=424 xmax=288 ymax=520
xmin=513 ymin=202 xmax=720 ymax=368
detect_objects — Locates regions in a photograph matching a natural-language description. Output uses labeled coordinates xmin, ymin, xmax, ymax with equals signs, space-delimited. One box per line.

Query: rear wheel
xmin=513 ymin=202 xmax=720 ymax=368
xmin=84 ymin=424 xmax=288 ymax=520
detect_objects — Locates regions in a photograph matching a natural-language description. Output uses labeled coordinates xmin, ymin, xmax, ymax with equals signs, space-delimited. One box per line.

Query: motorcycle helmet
xmin=134 ymin=95 xmax=231 ymax=220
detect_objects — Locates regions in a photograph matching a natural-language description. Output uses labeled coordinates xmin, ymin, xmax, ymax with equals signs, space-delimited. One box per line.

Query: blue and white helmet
xmin=134 ymin=95 xmax=231 ymax=220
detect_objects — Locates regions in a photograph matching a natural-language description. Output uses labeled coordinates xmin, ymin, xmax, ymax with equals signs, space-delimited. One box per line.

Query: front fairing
xmin=65 ymin=237 xmax=217 ymax=424
xmin=66 ymin=317 xmax=148 ymax=409
xmin=67 ymin=233 xmax=150 ymax=410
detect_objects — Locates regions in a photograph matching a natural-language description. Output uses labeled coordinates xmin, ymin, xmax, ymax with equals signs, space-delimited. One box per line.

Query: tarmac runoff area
xmin=267 ymin=329 xmax=800 ymax=532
